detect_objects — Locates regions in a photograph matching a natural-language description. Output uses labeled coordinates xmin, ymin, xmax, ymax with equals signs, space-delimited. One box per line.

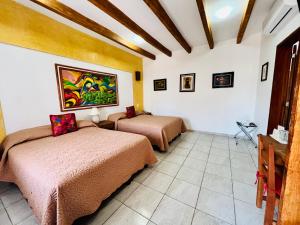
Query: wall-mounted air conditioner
xmin=263 ymin=0 xmax=298 ymax=35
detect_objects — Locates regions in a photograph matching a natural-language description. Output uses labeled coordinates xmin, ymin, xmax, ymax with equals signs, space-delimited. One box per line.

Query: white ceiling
xmin=15 ymin=0 xmax=276 ymax=58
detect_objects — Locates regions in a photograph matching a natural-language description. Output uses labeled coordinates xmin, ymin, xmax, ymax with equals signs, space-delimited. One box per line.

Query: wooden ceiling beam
xmin=89 ymin=0 xmax=172 ymax=57
xmin=143 ymin=0 xmax=191 ymax=53
xmin=237 ymin=0 xmax=256 ymax=44
xmin=30 ymin=0 xmax=156 ymax=60
xmin=196 ymin=0 xmax=214 ymax=49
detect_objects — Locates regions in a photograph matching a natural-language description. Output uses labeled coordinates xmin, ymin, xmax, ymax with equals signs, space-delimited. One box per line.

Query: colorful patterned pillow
xmin=49 ymin=113 xmax=78 ymax=137
xmin=126 ymin=106 xmax=136 ymax=118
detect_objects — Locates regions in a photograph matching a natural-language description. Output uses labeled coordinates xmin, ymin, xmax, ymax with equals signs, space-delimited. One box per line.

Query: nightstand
xmin=95 ymin=120 xmax=115 ymax=130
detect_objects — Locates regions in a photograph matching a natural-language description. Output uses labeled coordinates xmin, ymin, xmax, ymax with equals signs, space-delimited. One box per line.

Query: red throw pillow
xmin=126 ymin=106 xmax=136 ymax=118
xmin=49 ymin=113 xmax=78 ymax=137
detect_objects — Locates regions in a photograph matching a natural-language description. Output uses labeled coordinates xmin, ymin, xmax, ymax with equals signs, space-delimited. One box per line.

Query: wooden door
xmin=267 ymin=28 xmax=300 ymax=134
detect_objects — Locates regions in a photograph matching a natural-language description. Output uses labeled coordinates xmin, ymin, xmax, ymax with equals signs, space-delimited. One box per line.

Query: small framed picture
xmin=180 ymin=73 xmax=195 ymax=92
xmin=153 ymin=79 xmax=167 ymax=91
xmin=212 ymin=72 xmax=234 ymax=88
xmin=261 ymin=62 xmax=269 ymax=81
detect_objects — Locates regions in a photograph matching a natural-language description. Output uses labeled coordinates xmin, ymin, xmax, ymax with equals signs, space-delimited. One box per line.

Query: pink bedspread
xmin=0 ymin=123 xmax=157 ymax=225
xmin=108 ymin=114 xmax=187 ymax=151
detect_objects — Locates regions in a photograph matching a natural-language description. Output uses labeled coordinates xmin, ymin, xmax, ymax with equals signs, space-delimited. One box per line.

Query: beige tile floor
xmin=0 ymin=131 xmax=265 ymax=225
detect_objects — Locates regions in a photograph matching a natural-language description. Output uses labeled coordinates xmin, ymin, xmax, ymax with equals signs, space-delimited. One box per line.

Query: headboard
xmin=0 ymin=103 xmax=6 ymax=143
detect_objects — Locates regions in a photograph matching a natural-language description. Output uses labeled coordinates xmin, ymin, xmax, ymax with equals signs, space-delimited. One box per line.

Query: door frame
xmin=267 ymin=27 xmax=300 ymax=134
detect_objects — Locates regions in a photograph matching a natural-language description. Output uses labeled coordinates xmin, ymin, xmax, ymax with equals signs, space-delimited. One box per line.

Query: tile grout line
xmin=99 ymin=198 xmax=124 ymax=225
xmin=200 ymin=136 xmax=236 ymax=225
xmin=0 ymin=197 xmax=14 ymax=225
xmin=148 ymin=140 xmax=193 ymax=224
xmin=2 ymin=193 xmax=32 ymax=225
xmin=229 ymin=138 xmax=238 ymax=225
xmin=149 ymin=133 xmax=202 ymax=225
xmin=104 ymin=134 xmax=187 ymax=225
xmin=103 ymin=136 xmax=257 ymax=225
xmin=190 ymin=134 xmax=213 ymax=225
xmin=99 ymin=137 xmax=181 ymax=225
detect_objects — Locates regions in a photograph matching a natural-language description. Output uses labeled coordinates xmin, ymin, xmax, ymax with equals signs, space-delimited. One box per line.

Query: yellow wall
xmin=0 ymin=0 xmax=144 ymax=138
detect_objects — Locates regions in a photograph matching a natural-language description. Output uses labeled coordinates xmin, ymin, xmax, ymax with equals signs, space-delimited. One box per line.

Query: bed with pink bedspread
xmin=108 ymin=113 xmax=187 ymax=151
xmin=0 ymin=121 xmax=157 ymax=225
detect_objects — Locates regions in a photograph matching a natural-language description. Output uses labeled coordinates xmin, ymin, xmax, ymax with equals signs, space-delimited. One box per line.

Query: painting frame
xmin=212 ymin=72 xmax=234 ymax=89
xmin=153 ymin=79 xmax=167 ymax=91
xmin=55 ymin=64 xmax=119 ymax=112
xmin=261 ymin=62 xmax=269 ymax=82
xmin=180 ymin=73 xmax=196 ymax=92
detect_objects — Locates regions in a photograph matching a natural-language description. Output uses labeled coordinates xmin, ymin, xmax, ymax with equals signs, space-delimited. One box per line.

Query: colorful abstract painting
xmin=55 ymin=64 xmax=118 ymax=111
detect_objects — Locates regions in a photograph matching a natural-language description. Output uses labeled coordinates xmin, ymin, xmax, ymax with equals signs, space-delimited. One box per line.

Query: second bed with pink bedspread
xmin=108 ymin=113 xmax=187 ymax=151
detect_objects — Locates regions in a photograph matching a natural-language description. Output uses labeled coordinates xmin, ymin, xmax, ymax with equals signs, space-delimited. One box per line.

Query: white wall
xmin=144 ymin=34 xmax=261 ymax=135
xmin=254 ymin=14 xmax=300 ymax=134
xmin=0 ymin=43 xmax=133 ymax=134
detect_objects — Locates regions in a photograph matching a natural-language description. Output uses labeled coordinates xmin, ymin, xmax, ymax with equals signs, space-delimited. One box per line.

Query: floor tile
xmin=213 ymin=136 xmax=229 ymax=144
xmin=205 ymin=163 xmax=231 ymax=179
xmin=230 ymin=145 xmax=250 ymax=154
xmin=211 ymin=142 xmax=228 ymax=150
xmin=202 ymin=173 xmax=233 ymax=196
xmin=0 ymin=187 xmax=23 ymax=207
xmin=192 ymin=210 xmax=232 ymax=225
xmin=189 ymin=151 xmax=209 ymax=161
xmin=103 ymin=205 xmax=148 ymax=225
xmin=147 ymin=222 xmax=156 ymax=225
xmin=166 ymin=179 xmax=200 ymax=207
xmin=155 ymin=161 xmax=181 ymax=177
xmin=193 ymin=144 xmax=211 ymax=153
xmin=154 ymin=151 xmax=169 ymax=160
xmin=249 ymin=148 xmax=258 ymax=156
xmin=231 ymin=168 xmax=256 ymax=186
xmin=251 ymin=155 xmax=259 ymax=168
xmin=18 ymin=215 xmax=39 ymax=225
xmin=231 ymin=158 xmax=256 ymax=172
xmin=228 ymin=138 xmax=237 ymax=145
xmin=89 ymin=199 xmax=122 ymax=225
xmin=0 ymin=208 xmax=12 ymax=225
xmin=183 ymin=158 xmax=206 ymax=171
xmin=134 ymin=168 xmax=153 ymax=183
xmin=177 ymin=141 xmax=194 ymax=149
xmin=6 ymin=199 xmax=32 ymax=225
xmin=182 ymin=136 xmax=198 ymax=144
xmin=115 ymin=181 xmax=140 ymax=203
xmin=233 ymin=181 xmax=257 ymax=205
xmin=231 ymin=156 xmax=254 ymax=165
xmin=230 ymin=151 xmax=251 ymax=160
xmin=143 ymin=171 xmax=173 ymax=193
xmin=176 ymin=166 xmax=204 ymax=186
xmin=125 ymin=185 xmax=163 ymax=219
xmin=164 ymin=153 xmax=186 ymax=165
xmin=210 ymin=148 xmax=229 ymax=157
xmin=235 ymin=200 xmax=264 ymax=225
xmin=197 ymin=188 xmax=235 ymax=224
xmin=199 ymin=132 xmax=214 ymax=140
xmin=172 ymin=147 xmax=191 ymax=156
xmin=196 ymin=140 xmax=212 ymax=147
xmin=208 ymin=153 xmax=230 ymax=166
xmin=151 ymin=196 xmax=194 ymax=225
